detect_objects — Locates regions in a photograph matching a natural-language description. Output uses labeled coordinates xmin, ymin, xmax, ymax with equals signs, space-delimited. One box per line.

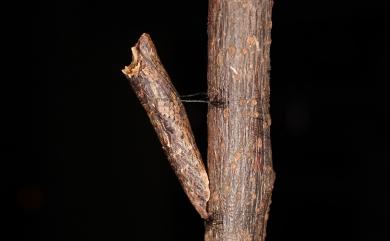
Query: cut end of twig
xmin=121 ymin=46 xmax=141 ymax=77
xmin=121 ymin=33 xmax=160 ymax=79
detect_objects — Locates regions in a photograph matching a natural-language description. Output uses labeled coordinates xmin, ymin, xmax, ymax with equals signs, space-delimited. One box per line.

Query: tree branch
xmin=122 ymin=34 xmax=210 ymax=219
xmin=206 ymin=0 xmax=275 ymax=240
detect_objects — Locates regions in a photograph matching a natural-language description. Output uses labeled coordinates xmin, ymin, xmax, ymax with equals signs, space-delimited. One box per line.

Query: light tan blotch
xmin=248 ymin=111 xmax=259 ymax=118
xmin=217 ymin=52 xmax=223 ymax=66
xmin=223 ymin=108 xmax=230 ymax=119
xmin=247 ymin=35 xmax=260 ymax=51
xmin=256 ymin=137 xmax=263 ymax=149
xmin=227 ymin=46 xmax=236 ymax=56
xmin=233 ymin=151 xmax=242 ymax=163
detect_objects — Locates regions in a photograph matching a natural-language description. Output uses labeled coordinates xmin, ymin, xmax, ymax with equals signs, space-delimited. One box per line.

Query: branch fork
xmin=122 ymin=14 xmax=275 ymax=239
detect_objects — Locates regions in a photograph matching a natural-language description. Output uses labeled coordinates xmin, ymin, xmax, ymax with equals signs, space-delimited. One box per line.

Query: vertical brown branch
xmin=206 ymin=0 xmax=275 ymax=240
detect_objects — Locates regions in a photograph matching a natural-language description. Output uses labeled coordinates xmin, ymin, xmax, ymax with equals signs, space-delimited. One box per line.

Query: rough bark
xmin=205 ymin=0 xmax=275 ymax=240
xmin=122 ymin=34 xmax=210 ymax=219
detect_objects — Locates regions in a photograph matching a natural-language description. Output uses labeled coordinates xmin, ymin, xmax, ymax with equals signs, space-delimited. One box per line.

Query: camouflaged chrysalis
xmin=122 ymin=34 xmax=210 ymax=219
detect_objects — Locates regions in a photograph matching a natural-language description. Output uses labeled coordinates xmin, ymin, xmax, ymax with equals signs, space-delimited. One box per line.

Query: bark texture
xmin=206 ymin=0 xmax=275 ymax=240
xmin=122 ymin=34 xmax=210 ymax=219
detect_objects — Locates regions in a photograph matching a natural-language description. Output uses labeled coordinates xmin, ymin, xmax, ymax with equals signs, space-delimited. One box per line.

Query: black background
xmin=9 ymin=0 xmax=389 ymax=240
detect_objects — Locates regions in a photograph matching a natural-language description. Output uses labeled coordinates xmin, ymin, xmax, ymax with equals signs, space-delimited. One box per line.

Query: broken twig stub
xmin=122 ymin=34 xmax=210 ymax=219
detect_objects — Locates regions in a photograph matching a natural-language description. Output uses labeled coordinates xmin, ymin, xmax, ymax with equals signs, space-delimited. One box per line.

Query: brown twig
xmin=205 ymin=0 xmax=275 ymax=240
xmin=122 ymin=34 xmax=210 ymax=219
